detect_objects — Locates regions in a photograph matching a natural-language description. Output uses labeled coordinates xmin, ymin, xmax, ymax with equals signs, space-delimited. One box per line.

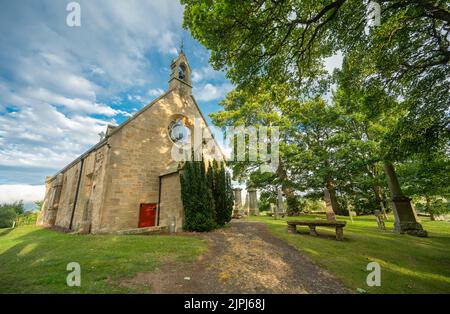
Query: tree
xmin=182 ymin=0 xmax=449 ymax=107
xmin=398 ymin=152 xmax=450 ymax=220
xmin=183 ymin=1 xmax=448 ymax=234
xmin=180 ymin=157 xmax=217 ymax=232
xmin=211 ymin=160 xmax=234 ymax=226
xmin=34 ymin=200 xmax=44 ymax=212
xmin=0 ymin=202 xmax=23 ymax=228
xmin=211 ymin=80 xmax=303 ymax=213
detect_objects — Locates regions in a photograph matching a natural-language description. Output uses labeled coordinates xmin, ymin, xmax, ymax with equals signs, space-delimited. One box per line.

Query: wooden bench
xmin=287 ymin=220 xmax=347 ymax=241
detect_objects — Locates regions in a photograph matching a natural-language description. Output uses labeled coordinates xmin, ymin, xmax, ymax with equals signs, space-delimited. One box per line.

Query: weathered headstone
xmin=232 ymin=188 xmax=243 ymax=218
xmin=270 ymin=203 xmax=276 ymax=216
xmin=276 ymin=188 xmax=285 ymax=219
xmin=384 ymin=163 xmax=427 ymax=236
xmin=374 ymin=210 xmax=386 ymax=230
xmin=248 ymin=188 xmax=259 ymax=216
xmin=244 ymin=192 xmax=250 ymax=216
xmin=349 ymin=210 xmax=357 ymax=223
xmin=324 ymin=188 xmax=336 ymax=221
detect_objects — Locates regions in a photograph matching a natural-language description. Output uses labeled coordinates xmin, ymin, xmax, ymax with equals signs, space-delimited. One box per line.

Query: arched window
xmin=168 ymin=117 xmax=190 ymax=146
xmin=178 ymin=63 xmax=186 ymax=81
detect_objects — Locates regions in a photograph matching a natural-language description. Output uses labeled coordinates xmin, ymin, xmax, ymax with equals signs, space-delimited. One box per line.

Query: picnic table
xmin=287 ymin=220 xmax=347 ymax=241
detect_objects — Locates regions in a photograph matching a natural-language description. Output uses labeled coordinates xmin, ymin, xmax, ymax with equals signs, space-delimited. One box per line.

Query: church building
xmin=37 ymin=52 xmax=224 ymax=234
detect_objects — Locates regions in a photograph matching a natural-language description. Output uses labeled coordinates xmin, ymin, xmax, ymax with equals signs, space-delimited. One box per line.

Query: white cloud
xmin=148 ymin=88 xmax=164 ymax=97
xmin=0 ymin=0 xmax=187 ymax=184
xmin=194 ymin=83 xmax=233 ymax=102
xmin=191 ymin=65 xmax=223 ymax=83
xmin=0 ymin=185 xmax=46 ymax=204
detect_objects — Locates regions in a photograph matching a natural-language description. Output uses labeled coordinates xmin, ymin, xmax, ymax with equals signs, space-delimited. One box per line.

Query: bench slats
xmin=287 ymin=220 xmax=346 ymax=227
xmin=286 ymin=220 xmax=346 ymax=241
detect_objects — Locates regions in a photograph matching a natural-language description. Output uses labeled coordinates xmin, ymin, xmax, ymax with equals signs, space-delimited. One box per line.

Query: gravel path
xmin=124 ymin=220 xmax=351 ymax=293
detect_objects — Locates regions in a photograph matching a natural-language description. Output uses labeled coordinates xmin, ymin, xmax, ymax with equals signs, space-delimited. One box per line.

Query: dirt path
xmin=124 ymin=220 xmax=351 ymax=293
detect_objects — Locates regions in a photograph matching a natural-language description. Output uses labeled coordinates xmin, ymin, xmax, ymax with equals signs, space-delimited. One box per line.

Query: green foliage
xmin=180 ymin=157 xmax=217 ymax=232
xmin=34 ymin=200 xmax=44 ymax=211
xmin=415 ymin=199 xmax=450 ymax=219
xmin=180 ymin=157 xmax=234 ymax=231
xmin=16 ymin=212 xmax=38 ymax=226
xmin=0 ymin=201 xmax=26 ymax=228
xmin=250 ymin=215 xmax=450 ymax=294
xmin=211 ymin=161 xmax=234 ymax=226
xmin=305 ymin=199 xmax=326 ymax=213
xmin=0 ymin=207 xmax=17 ymax=228
xmin=0 ymin=200 xmax=25 ymax=215
xmin=182 ymin=0 xmax=449 ymax=157
xmin=0 ymin=225 xmax=206 ymax=293
xmin=183 ymin=0 xmax=449 ymax=219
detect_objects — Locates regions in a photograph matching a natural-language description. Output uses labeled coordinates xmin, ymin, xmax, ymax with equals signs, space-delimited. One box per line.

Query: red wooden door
xmin=138 ymin=203 xmax=156 ymax=228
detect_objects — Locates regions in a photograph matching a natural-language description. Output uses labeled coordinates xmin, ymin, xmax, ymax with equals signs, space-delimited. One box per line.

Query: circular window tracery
xmin=168 ymin=116 xmax=191 ymax=147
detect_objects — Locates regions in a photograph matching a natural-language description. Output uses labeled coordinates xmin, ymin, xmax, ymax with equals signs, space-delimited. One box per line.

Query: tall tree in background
xmin=181 ymin=158 xmax=216 ymax=232
xmin=182 ymin=0 xmax=448 ymax=235
xmin=398 ymin=152 xmax=450 ymax=220
xmin=212 ymin=160 xmax=234 ymax=226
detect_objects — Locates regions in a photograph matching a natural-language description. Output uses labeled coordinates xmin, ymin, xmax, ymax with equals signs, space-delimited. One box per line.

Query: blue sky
xmin=0 ymin=1 xmax=342 ymax=207
xmin=0 ymin=0 xmax=235 ymax=205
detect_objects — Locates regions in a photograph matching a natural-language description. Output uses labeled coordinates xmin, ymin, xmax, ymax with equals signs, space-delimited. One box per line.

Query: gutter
xmin=157 ymin=176 xmax=162 ymax=226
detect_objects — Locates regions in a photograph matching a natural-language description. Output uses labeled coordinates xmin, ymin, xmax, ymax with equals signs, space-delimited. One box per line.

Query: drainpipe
xmin=157 ymin=176 xmax=162 ymax=226
xmin=69 ymin=158 xmax=85 ymax=231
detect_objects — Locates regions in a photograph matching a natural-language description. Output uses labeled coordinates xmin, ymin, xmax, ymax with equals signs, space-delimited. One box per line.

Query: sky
xmin=0 ymin=0 xmax=342 ymax=208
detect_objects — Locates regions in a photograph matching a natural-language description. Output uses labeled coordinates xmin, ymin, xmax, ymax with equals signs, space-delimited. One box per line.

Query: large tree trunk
xmin=277 ymin=162 xmax=297 ymax=215
xmin=383 ymin=162 xmax=427 ymax=236
xmin=425 ymin=196 xmax=435 ymax=221
xmin=373 ymin=186 xmax=388 ymax=219
xmin=366 ymin=166 xmax=388 ymax=219
xmin=326 ymin=176 xmax=340 ymax=215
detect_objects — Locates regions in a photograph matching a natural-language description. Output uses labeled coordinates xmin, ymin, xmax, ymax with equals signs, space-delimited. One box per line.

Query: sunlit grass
xmin=248 ymin=214 xmax=450 ymax=294
xmin=0 ymin=226 xmax=207 ymax=293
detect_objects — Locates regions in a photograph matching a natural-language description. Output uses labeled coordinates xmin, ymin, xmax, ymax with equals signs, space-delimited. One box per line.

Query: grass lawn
xmin=248 ymin=214 xmax=450 ymax=294
xmin=0 ymin=226 xmax=207 ymax=293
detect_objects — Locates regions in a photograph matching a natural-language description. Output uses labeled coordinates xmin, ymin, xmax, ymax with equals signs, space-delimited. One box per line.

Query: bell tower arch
xmin=168 ymin=51 xmax=192 ymax=95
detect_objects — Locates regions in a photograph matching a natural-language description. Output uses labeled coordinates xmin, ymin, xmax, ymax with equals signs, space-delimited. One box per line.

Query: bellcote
xmin=168 ymin=51 xmax=192 ymax=95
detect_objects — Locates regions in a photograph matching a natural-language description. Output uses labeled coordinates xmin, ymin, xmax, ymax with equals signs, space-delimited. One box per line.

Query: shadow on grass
xmin=0 ymin=228 xmax=14 ymax=237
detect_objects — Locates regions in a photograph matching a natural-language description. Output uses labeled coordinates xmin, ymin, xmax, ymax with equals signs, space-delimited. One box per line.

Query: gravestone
xmin=324 ymin=188 xmax=336 ymax=221
xmin=232 ymin=188 xmax=243 ymax=218
xmin=349 ymin=210 xmax=357 ymax=223
xmin=374 ymin=210 xmax=386 ymax=230
xmin=244 ymin=192 xmax=250 ymax=216
xmin=248 ymin=188 xmax=259 ymax=216
xmin=270 ymin=203 xmax=276 ymax=216
xmin=277 ymin=188 xmax=284 ymax=216
xmin=384 ymin=163 xmax=427 ymax=236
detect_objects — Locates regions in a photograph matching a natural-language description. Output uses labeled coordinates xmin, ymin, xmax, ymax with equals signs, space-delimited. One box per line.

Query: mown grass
xmin=249 ymin=214 xmax=450 ymax=294
xmin=0 ymin=226 xmax=207 ymax=293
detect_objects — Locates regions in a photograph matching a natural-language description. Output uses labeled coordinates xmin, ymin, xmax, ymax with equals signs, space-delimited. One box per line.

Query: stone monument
xmin=233 ymin=187 xmax=243 ymax=218
xmin=384 ymin=163 xmax=427 ymax=237
xmin=248 ymin=187 xmax=259 ymax=216
xmin=374 ymin=210 xmax=386 ymax=230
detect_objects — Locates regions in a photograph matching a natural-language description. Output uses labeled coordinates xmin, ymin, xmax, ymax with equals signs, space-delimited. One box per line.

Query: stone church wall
xmin=39 ymin=61 xmax=224 ymax=233
xmin=98 ymin=89 xmax=218 ymax=232
xmin=159 ymin=172 xmax=184 ymax=231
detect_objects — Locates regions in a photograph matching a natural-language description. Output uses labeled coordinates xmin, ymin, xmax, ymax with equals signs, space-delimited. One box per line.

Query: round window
xmin=168 ymin=118 xmax=190 ymax=146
